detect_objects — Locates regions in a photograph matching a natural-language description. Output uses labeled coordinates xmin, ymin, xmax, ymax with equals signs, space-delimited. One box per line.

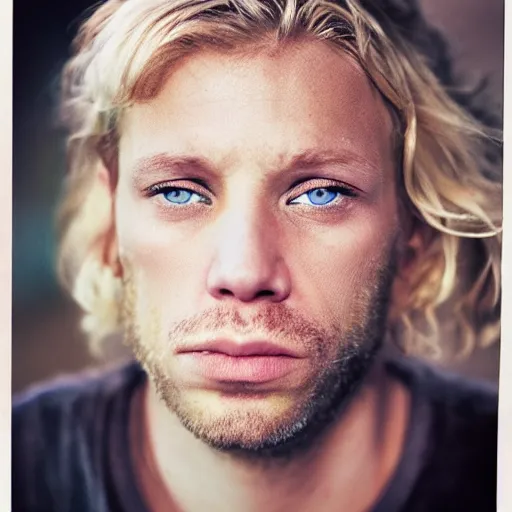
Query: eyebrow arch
xmin=278 ymin=149 xmax=383 ymax=180
xmin=130 ymin=153 xmax=217 ymax=188
xmin=131 ymin=153 xmax=215 ymax=176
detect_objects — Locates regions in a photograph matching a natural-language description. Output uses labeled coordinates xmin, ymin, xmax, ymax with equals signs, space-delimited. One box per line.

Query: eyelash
xmin=147 ymin=183 xmax=211 ymax=205
xmin=145 ymin=181 xmax=357 ymax=208
xmin=287 ymin=185 xmax=356 ymax=207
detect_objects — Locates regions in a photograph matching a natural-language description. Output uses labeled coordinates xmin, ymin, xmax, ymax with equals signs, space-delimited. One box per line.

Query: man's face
xmin=115 ymin=41 xmax=401 ymax=454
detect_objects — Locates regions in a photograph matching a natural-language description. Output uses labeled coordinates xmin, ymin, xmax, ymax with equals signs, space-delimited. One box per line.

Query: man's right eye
xmin=160 ymin=187 xmax=205 ymax=205
xmin=146 ymin=183 xmax=211 ymax=206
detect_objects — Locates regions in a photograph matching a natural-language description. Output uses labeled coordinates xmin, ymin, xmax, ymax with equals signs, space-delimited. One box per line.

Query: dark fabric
xmin=12 ymin=358 xmax=497 ymax=512
xmin=375 ymin=361 xmax=498 ymax=512
xmin=389 ymin=361 xmax=497 ymax=511
xmin=12 ymin=362 xmax=148 ymax=512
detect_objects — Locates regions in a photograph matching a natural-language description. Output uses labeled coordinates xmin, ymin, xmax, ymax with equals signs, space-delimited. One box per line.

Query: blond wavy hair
xmin=58 ymin=0 xmax=502 ymax=358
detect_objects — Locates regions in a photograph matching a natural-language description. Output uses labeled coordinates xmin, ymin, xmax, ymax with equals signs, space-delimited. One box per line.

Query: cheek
xmin=288 ymin=207 xmax=397 ymax=322
xmin=115 ymin=193 xmax=210 ymax=319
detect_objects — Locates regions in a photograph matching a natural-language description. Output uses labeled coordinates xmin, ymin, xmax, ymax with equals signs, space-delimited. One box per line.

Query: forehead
xmin=119 ymin=40 xmax=395 ymax=175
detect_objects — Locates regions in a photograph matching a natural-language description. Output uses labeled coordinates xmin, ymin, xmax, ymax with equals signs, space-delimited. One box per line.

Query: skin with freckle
xmin=115 ymin=42 xmax=403 ymax=453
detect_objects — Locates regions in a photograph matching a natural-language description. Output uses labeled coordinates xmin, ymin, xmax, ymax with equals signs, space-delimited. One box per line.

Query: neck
xmin=132 ymin=356 xmax=410 ymax=512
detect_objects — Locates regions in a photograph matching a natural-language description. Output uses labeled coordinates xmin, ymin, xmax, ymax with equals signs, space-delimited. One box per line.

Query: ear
xmin=102 ymin=219 xmax=123 ymax=278
xmin=395 ymin=189 xmax=427 ymax=273
xmin=390 ymin=216 xmax=429 ymax=319
xmin=96 ymin=153 xmax=123 ymax=279
xmin=400 ymin=225 xmax=423 ymax=271
xmin=96 ymin=130 xmax=123 ymax=275
xmin=97 ymin=136 xmax=119 ymax=193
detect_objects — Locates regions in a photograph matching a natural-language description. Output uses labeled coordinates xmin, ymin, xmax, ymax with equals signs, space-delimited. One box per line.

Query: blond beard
xmin=120 ymin=258 xmax=396 ymax=459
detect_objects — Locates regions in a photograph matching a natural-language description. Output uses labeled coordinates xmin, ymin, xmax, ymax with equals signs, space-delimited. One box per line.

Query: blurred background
xmin=12 ymin=0 xmax=504 ymax=393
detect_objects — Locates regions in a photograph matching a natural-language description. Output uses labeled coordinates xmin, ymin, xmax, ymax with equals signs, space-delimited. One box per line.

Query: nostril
xmin=216 ymin=287 xmax=275 ymax=300
xmin=256 ymin=290 xmax=275 ymax=298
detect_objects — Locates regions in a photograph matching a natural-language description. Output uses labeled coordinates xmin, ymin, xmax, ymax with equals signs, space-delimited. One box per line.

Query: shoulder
xmin=388 ymin=357 xmax=498 ymax=456
xmin=13 ymin=360 xmax=144 ymax=442
xmin=14 ymin=359 xmax=142 ymax=411
xmin=387 ymin=356 xmax=498 ymax=415
xmin=387 ymin=357 xmax=498 ymax=511
xmin=12 ymin=360 xmax=145 ymax=512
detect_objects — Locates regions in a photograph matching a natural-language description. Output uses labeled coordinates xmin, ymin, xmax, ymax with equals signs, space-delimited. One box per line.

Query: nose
xmin=206 ymin=212 xmax=291 ymax=303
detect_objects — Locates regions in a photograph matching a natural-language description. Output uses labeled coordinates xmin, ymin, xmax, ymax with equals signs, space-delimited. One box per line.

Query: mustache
xmin=166 ymin=303 xmax=338 ymax=347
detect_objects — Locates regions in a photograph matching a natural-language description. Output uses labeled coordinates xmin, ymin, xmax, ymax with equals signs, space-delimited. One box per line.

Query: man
xmin=12 ymin=0 xmax=502 ymax=511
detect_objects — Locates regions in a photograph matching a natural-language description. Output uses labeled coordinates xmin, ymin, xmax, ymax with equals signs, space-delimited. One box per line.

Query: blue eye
xmin=291 ymin=187 xmax=340 ymax=206
xmin=162 ymin=188 xmax=204 ymax=205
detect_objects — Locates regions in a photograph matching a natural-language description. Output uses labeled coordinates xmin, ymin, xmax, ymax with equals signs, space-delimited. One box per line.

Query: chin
xmin=150 ymin=342 xmax=380 ymax=459
xmin=172 ymin=393 xmax=317 ymax=455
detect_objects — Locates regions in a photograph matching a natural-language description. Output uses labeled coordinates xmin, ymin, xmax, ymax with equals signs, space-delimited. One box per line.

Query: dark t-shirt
xmin=12 ymin=358 xmax=498 ymax=511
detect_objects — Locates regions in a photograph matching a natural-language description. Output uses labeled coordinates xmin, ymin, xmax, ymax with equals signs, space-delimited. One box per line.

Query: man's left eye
xmin=290 ymin=187 xmax=345 ymax=206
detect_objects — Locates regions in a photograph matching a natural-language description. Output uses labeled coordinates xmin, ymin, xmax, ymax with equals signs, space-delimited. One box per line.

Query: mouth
xmin=176 ymin=340 xmax=302 ymax=383
xmin=178 ymin=340 xmax=300 ymax=358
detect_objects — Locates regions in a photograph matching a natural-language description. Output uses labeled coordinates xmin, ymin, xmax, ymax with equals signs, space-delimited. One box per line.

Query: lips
xmin=176 ymin=340 xmax=302 ymax=383
xmin=178 ymin=340 xmax=300 ymax=358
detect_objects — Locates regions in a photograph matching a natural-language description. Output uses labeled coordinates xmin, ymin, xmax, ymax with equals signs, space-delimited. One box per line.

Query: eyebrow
xmin=130 ymin=148 xmax=383 ymax=187
xmin=278 ymin=149 xmax=382 ymax=179
xmin=130 ymin=154 xmax=216 ymax=189
xmin=131 ymin=154 xmax=214 ymax=176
